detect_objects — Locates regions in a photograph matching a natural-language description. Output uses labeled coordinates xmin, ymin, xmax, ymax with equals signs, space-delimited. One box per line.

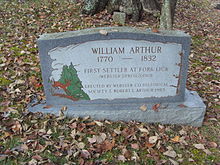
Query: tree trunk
xmin=160 ymin=0 xmax=172 ymax=30
xmin=82 ymin=0 xmax=162 ymax=21
xmin=159 ymin=0 xmax=177 ymax=30
xmin=140 ymin=0 xmax=161 ymax=13
xmin=82 ymin=0 xmax=177 ymax=23
xmin=170 ymin=0 xmax=177 ymax=24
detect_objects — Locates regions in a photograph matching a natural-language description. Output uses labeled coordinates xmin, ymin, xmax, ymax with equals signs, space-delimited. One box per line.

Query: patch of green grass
xmin=191 ymin=149 xmax=208 ymax=164
xmin=0 ymin=77 xmax=11 ymax=86
xmin=0 ymin=158 xmax=18 ymax=165
xmin=100 ymin=151 xmax=114 ymax=161
xmin=38 ymin=138 xmax=46 ymax=145
xmin=199 ymin=125 xmax=220 ymax=142
xmin=138 ymin=149 xmax=156 ymax=164
xmin=40 ymin=150 xmax=68 ymax=164
xmin=8 ymin=112 xmax=22 ymax=119
xmin=213 ymin=105 xmax=220 ymax=110
xmin=50 ymin=131 xmax=60 ymax=140
xmin=0 ymin=96 xmax=3 ymax=103
xmin=192 ymin=36 xmax=206 ymax=47
xmin=95 ymin=149 xmax=121 ymax=163
xmin=118 ymin=161 xmax=137 ymax=165
xmin=191 ymin=0 xmax=210 ymax=8
xmin=2 ymin=137 xmax=22 ymax=151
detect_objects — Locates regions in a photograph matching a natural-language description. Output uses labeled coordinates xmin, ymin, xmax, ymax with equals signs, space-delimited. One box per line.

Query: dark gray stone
xmin=37 ymin=27 xmax=191 ymax=104
xmin=82 ymin=0 xmax=109 ymax=15
xmin=113 ymin=12 xmax=126 ymax=24
xmin=214 ymin=4 xmax=220 ymax=10
xmin=29 ymin=90 xmax=206 ymax=127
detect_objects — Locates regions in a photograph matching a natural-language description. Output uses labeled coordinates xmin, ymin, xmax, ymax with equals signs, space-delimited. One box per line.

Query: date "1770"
xmin=97 ymin=55 xmax=157 ymax=62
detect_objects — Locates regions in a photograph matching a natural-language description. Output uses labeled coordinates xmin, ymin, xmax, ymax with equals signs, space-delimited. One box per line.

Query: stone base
xmin=28 ymin=90 xmax=206 ymax=127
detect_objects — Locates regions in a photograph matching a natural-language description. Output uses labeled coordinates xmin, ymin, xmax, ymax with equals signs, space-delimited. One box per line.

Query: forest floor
xmin=0 ymin=0 xmax=219 ymax=164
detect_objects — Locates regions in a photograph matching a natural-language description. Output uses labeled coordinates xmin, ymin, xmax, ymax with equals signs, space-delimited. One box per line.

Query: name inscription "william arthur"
xmin=91 ymin=46 xmax=162 ymax=55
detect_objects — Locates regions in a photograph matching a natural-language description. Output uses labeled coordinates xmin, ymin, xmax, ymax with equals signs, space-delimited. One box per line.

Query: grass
xmin=0 ymin=0 xmax=219 ymax=164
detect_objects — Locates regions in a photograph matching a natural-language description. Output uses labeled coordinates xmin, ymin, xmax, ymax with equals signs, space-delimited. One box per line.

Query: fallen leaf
xmin=149 ymin=136 xmax=158 ymax=144
xmin=15 ymin=79 xmax=25 ymax=85
xmin=69 ymin=122 xmax=77 ymax=129
xmin=145 ymin=142 xmax=155 ymax=148
xmin=114 ymin=128 xmax=121 ymax=135
xmin=35 ymin=83 xmax=43 ymax=88
xmin=80 ymin=150 xmax=90 ymax=159
xmin=5 ymin=107 xmax=18 ymax=113
xmin=169 ymin=158 xmax=179 ymax=165
xmin=203 ymin=149 xmax=212 ymax=155
xmin=152 ymin=104 xmax=160 ymax=111
xmin=20 ymin=144 xmax=29 ymax=151
xmin=207 ymin=142 xmax=217 ymax=148
xmin=179 ymin=129 xmax=187 ymax=135
xmin=96 ymin=133 xmax=106 ymax=144
xmin=86 ymin=122 xmax=96 ymax=126
xmin=32 ymin=155 xmax=42 ymax=161
xmin=163 ymin=150 xmax=177 ymax=158
xmin=3 ymin=132 xmax=11 ymax=138
xmin=138 ymin=127 xmax=149 ymax=134
xmin=99 ymin=30 xmax=108 ymax=35
xmin=11 ymin=121 xmax=22 ymax=133
xmin=61 ymin=106 xmax=67 ymax=111
xmin=101 ymin=140 xmax=115 ymax=151
xmin=152 ymin=28 xmax=159 ymax=33
xmin=77 ymin=142 xmax=85 ymax=149
xmin=177 ymin=159 xmax=184 ymax=163
xmin=171 ymin=136 xmax=180 ymax=143
xmin=118 ymin=155 xmax=126 ymax=162
xmin=188 ymin=158 xmax=194 ymax=162
xmin=131 ymin=143 xmax=139 ymax=150
xmin=139 ymin=104 xmax=147 ymax=111
xmin=87 ymin=135 xmax=97 ymax=144
xmin=122 ymin=148 xmax=132 ymax=159
xmin=208 ymin=118 xmax=218 ymax=121
xmin=46 ymin=129 xmax=53 ymax=135
xmin=131 ymin=151 xmax=140 ymax=161
xmin=28 ymin=159 xmax=38 ymax=165
xmin=0 ymin=154 xmax=7 ymax=161
xmin=28 ymin=76 xmax=38 ymax=85
xmin=193 ymin=144 xmax=205 ymax=150
xmin=94 ymin=121 xmax=103 ymax=127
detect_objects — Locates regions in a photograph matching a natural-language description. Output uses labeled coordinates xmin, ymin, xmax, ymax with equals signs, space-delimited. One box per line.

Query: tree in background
xmin=82 ymin=0 xmax=177 ymax=26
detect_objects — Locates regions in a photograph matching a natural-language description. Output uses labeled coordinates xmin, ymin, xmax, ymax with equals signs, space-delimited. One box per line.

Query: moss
xmin=189 ymin=148 xmax=220 ymax=164
xmin=0 ymin=77 xmax=11 ymax=86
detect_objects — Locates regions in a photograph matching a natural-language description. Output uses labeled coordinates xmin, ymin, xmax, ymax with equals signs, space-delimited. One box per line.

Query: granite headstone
xmin=29 ymin=27 xmax=206 ymax=126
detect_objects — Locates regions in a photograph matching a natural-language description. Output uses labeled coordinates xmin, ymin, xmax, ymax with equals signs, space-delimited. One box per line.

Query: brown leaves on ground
xmin=0 ymin=0 xmax=220 ymax=164
xmin=170 ymin=136 xmax=180 ymax=143
xmin=100 ymin=140 xmax=115 ymax=152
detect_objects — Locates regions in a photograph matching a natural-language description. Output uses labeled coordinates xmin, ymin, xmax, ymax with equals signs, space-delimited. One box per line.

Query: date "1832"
xmin=97 ymin=55 xmax=156 ymax=62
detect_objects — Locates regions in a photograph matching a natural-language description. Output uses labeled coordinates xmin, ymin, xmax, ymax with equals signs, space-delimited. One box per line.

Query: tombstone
xmin=29 ymin=27 xmax=206 ymax=126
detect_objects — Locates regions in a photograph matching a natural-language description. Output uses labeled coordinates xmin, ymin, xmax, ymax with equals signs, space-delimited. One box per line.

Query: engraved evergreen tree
xmin=52 ymin=63 xmax=90 ymax=101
